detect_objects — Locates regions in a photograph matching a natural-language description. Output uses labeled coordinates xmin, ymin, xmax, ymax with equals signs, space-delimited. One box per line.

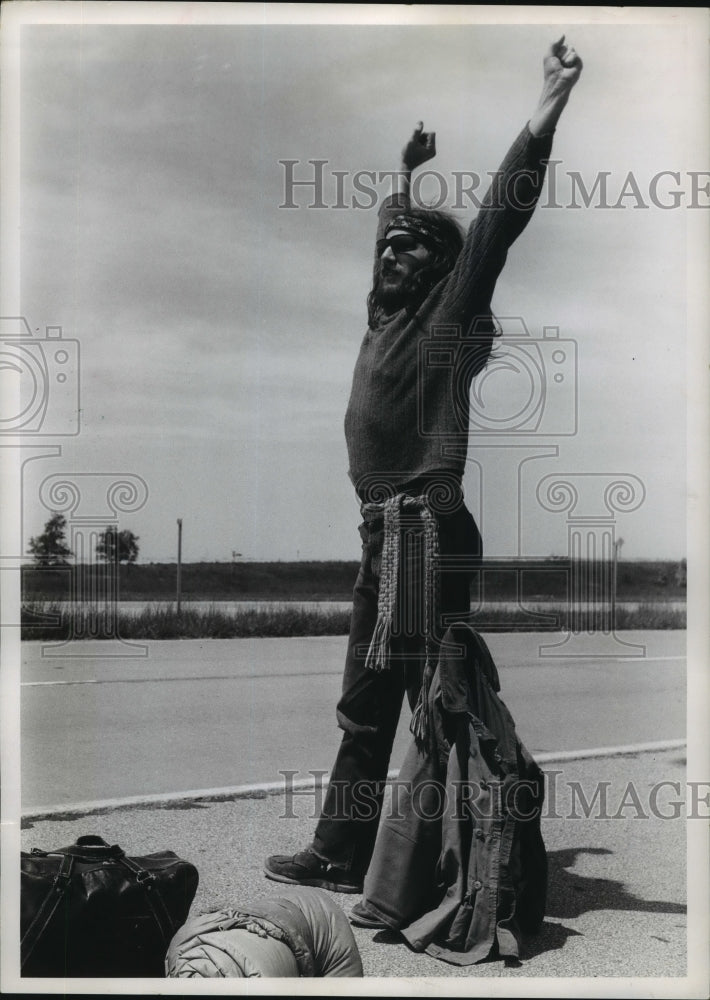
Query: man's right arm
xmin=397 ymin=121 xmax=437 ymax=200
xmin=375 ymin=122 xmax=437 ymax=249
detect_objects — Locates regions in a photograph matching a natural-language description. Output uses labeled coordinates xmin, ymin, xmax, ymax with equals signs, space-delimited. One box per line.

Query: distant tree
xmin=28 ymin=513 xmax=73 ymax=567
xmin=95 ymin=527 xmax=140 ymax=566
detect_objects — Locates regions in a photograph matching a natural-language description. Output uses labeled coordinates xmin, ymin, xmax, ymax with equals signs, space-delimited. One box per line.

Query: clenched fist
xmin=544 ymin=35 xmax=583 ymax=91
xmin=401 ymin=122 xmax=437 ymax=172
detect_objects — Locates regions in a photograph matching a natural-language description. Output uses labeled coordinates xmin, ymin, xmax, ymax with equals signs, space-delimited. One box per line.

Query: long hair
xmin=367 ymin=206 xmax=499 ymax=375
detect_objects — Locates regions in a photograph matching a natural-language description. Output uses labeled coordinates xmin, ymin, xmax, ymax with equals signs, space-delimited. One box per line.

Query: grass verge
xmin=21 ymin=601 xmax=686 ymax=641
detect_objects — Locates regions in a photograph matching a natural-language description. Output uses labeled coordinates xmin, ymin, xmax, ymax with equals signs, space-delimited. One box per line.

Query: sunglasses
xmin=376 ymin=234 xmax=430 ymax=257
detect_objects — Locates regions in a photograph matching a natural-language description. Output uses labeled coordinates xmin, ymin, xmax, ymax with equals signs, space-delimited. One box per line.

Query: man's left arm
xmin=500 ymin=35 xmax=583 ymax=243
xmin=445 ymin=37 xmax=583 ymax=310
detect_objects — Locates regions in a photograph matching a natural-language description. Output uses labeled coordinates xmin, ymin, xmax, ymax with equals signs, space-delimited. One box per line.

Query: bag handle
xmin=21 ymin=853 xmax=73 ymax=970
xmin=60 ymin=835 xmax=125 ymax=860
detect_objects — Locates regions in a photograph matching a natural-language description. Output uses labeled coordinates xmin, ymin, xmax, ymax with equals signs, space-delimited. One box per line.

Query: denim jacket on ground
xmin=362 ymin=625 xmax=547 ymax=965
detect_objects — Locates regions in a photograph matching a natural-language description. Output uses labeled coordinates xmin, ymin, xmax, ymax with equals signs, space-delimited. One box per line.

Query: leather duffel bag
xmin=21 ymin=834 xmax=199 ymax=978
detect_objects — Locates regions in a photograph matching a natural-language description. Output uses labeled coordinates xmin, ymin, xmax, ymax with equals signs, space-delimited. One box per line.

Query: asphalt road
xmin=19 ymin=631 xmax=686 ymax=812
xmin=17 ymin=749 xmax=695 ymax=985
xmin=12 ymin=630 xmax=705 ymax=991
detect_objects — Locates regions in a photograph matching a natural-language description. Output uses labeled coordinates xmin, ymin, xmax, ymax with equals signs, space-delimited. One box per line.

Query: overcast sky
xmin=8 ymin=7 xmax=707 ymax=563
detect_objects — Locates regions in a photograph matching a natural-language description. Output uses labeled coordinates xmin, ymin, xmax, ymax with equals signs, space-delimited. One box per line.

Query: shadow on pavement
xmin=522 ymin=920 xmax=583 ymax=959
xmin=545 ymin=846 xmax=686 ymax=919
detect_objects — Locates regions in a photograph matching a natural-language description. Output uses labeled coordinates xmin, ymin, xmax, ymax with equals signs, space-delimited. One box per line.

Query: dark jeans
xmin=311 ymin=494 xmax=481 ymax=876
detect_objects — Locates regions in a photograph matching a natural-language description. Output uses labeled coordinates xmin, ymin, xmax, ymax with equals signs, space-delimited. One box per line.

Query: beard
xmin=372 ymin=267 xmax=432 ymax=314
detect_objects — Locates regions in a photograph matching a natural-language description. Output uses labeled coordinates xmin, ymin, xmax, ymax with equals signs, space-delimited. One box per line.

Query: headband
xmin=385 ymin=215 xmax=449 ymax=253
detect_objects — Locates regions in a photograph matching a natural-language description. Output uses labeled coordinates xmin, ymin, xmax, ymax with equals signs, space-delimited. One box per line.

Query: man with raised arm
xmin=265 ymin=37 xmax=582 ymax=893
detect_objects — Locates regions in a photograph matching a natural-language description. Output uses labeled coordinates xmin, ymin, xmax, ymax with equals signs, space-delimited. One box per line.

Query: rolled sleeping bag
xmin=166 ymin=886 xmax=363 ymax=978
xmin=166 ymin=918 xmax=298 ymax=977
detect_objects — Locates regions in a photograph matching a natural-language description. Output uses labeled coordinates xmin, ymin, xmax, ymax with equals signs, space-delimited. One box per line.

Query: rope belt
xmin=361 ymin=492 xmax=440 ymax=745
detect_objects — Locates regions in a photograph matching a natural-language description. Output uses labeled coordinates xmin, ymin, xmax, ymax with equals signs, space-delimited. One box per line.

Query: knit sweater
xmin=344 ymin=124 xmax=554 ymax=499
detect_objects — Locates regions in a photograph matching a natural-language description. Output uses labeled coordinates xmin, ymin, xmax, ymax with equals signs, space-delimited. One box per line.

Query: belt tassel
xmin=362 ymin=493 xmax=440 ymax=746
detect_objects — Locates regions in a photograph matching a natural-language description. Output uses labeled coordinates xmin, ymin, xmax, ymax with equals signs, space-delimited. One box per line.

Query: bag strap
xmin=21 ymin=853 xmax=74 ymax=970
xmin=116 ymin=854 xmax=178 ymax=943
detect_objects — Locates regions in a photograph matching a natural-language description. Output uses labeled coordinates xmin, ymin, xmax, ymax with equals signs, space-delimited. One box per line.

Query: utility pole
xmin=176 ymin=518 xmax=183 ymax=614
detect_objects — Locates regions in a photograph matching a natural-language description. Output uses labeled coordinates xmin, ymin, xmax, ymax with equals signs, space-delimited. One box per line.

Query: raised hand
xmin=544 ymin=35 xmax=583 ymax=91
xmin=401 ymin=122 xmax=437 ymax=172
xmin=529 ymin=36 xmax=583 ymax=135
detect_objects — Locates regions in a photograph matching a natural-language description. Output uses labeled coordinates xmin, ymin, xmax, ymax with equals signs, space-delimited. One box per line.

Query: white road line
xmin=21 ymin=670 xmax=343 ymax=687
xmin=532 ymin=738 xmax=686 ymax=761
xmin=20 ymin=655 xmax=687 ymax=688
xmin=613 ymin=656 xmax=685 ymax=662
xmin=22 ymin=679 xmax=101 ymax=686
xmin=20 ymin=738 xmax=687 ymax=820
